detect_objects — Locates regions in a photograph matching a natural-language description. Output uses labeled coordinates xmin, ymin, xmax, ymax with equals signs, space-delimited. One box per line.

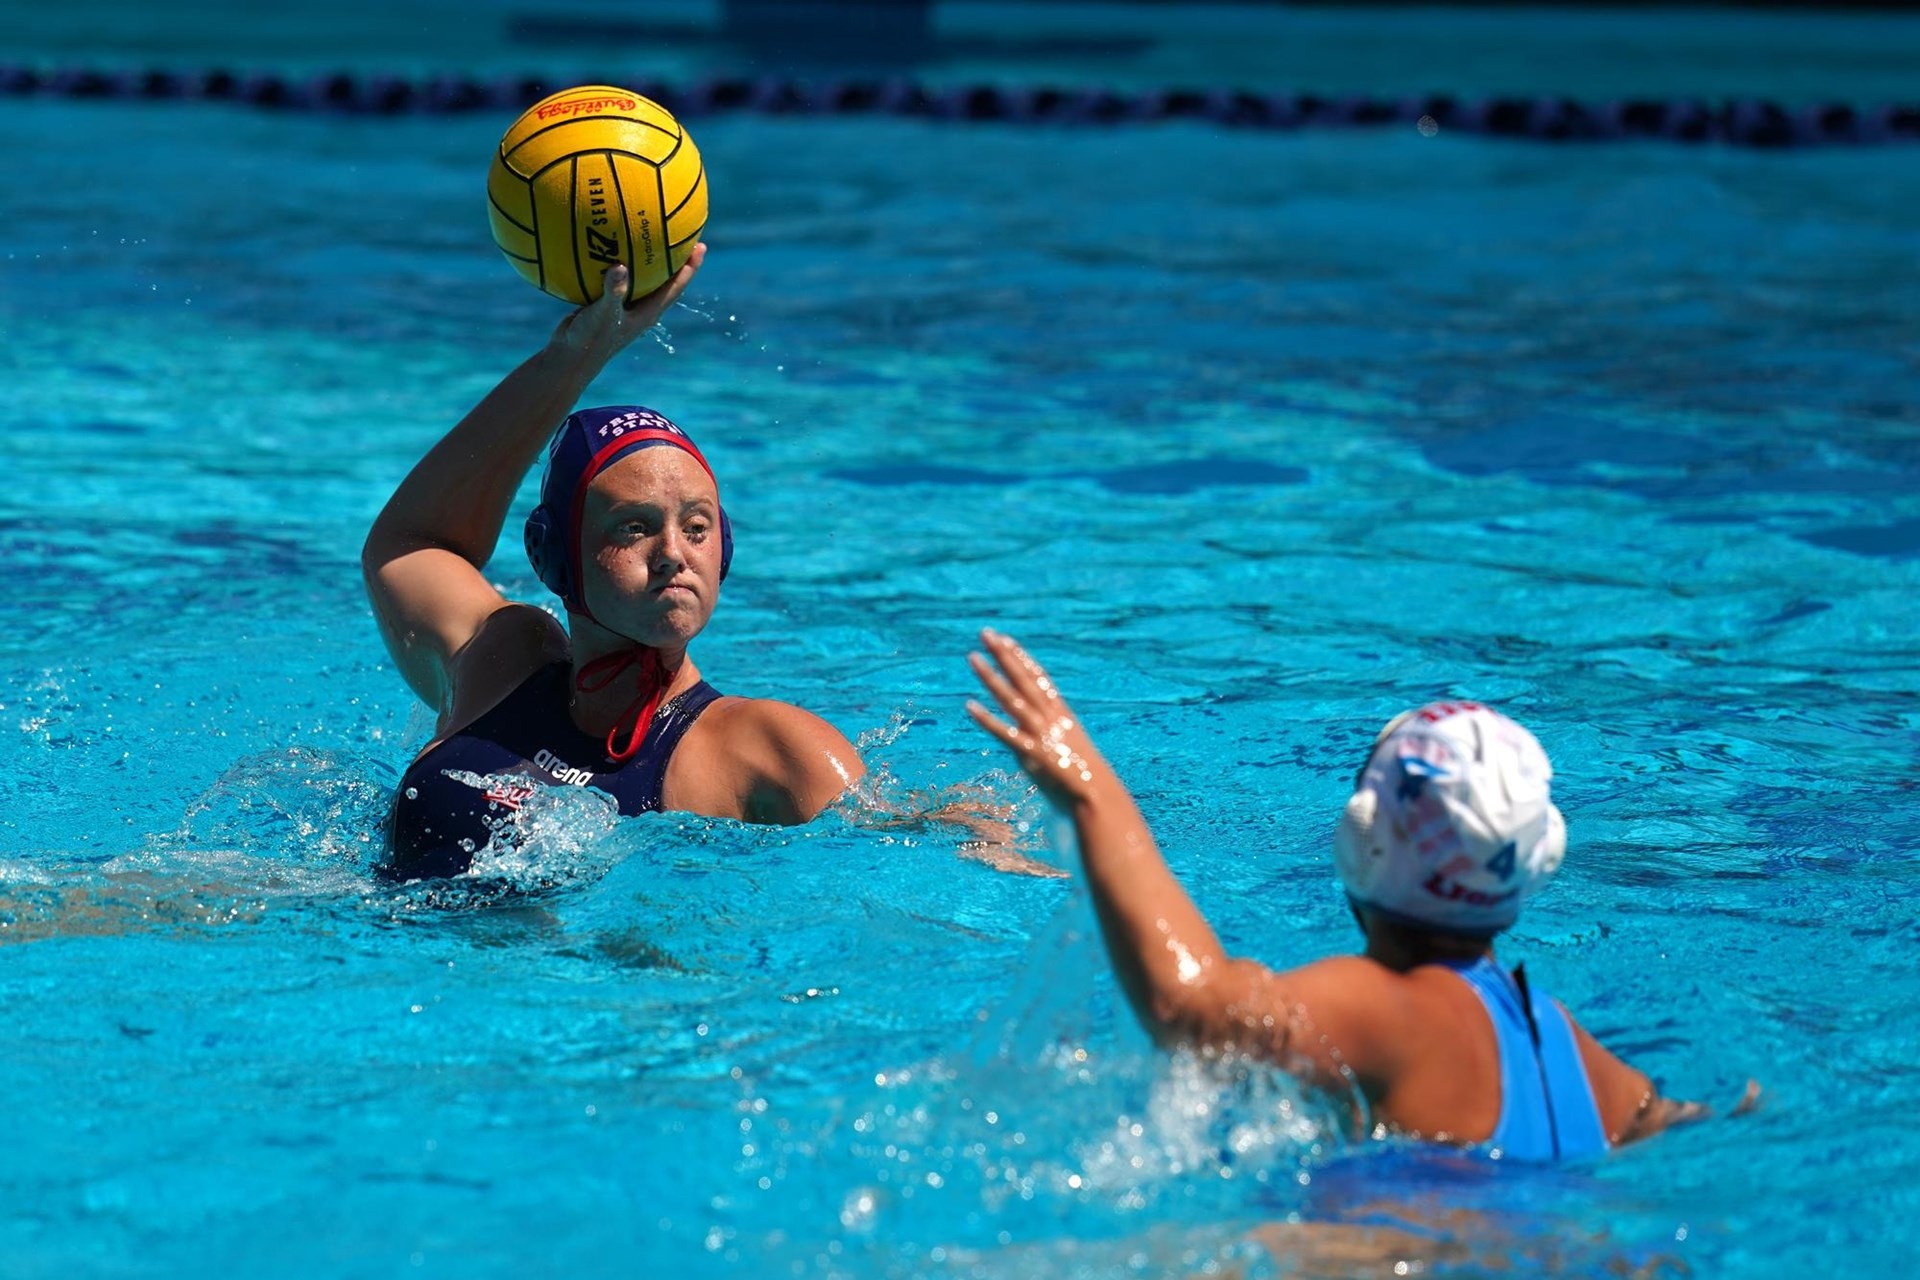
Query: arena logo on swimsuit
xmin=534 ymin=748 xmax=595 ymax=787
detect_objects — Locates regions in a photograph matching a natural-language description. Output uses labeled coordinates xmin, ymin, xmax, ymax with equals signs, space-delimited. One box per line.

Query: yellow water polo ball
xmin=487 ymin=85 xmax=708 ymax=306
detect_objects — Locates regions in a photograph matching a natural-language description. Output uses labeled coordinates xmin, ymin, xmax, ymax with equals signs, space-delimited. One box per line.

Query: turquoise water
xmin=3 ymin=78 xmax=1918 ymax=1280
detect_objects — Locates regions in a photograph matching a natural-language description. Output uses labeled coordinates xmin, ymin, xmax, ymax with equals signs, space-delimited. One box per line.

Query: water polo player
xmin=364 ymin=252 xmax=864 ymax=879
xmin=967 ymin=631 xmax=1751 ymax=1158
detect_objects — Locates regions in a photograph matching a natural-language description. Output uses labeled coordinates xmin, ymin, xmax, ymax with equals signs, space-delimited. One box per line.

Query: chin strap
xmin=573 ymin=646 xmax=675 ymax=764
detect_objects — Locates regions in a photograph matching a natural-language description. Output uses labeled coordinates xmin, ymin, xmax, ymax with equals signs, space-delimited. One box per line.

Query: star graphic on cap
xmin=1397 ymin=757 xmax=1445 ymax=802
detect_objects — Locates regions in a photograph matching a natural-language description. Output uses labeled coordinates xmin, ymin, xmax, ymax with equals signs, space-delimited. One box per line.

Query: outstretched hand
xmin=548 ymin=243 xmax=706 ymax=365
xmin=966 ymin=629 xmax=1117 ymax=811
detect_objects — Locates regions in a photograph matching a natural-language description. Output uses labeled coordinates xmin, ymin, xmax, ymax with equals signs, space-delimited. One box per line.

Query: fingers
xmin=967 ymin=651 xmax=1026 ymax=722
xmin=979 ymin=628 xmax=1061 ymax=708
xmin=631 ymin=242 xmax=705 ymax=313
xmin=596 ymin=263 xmax=631 ymax=309
xmin=965 ymin=698 xmax=1024 ymax=750
xmin=967 ymin=699 xmax=1066 ymax=799
xmin=970 ymin=632 xmax=1080 ymax=749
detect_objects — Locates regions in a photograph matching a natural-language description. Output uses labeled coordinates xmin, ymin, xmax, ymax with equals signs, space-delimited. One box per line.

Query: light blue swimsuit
xmin=1445 ymin=956 xmax=1609 ymax=1161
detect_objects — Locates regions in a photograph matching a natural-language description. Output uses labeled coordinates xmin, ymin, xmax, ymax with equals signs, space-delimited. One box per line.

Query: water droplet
xmin=838 ymin=1187 xmax=879 ymax=1232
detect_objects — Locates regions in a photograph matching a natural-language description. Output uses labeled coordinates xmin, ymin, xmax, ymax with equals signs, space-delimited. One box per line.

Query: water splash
xmin=729 ymin=1039 xmax=1349 ymax=1276
xmin=444 ymin=769 xmax=625 ymax=890
xmin=0 ymin=858 xmax=53 ymax=887
xmin=854 ymin=706 xmax=923 ymax=756
xmin=167 ymin=744 xmax=394 ymax=869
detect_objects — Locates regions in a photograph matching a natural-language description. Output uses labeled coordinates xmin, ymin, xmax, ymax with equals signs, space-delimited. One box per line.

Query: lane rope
xmin=3 ymin=67 xmax=1913 ymax=147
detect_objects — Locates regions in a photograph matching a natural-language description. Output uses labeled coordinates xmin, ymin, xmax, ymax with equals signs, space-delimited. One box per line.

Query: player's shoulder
xmin=1273 ymin=955 xmax=1417 ymax=1045
xmin=704 ymin=696 xmax=855 ymax=757
xmin=1287 ymin=953 xmax=1406 ymax=996
xmin=683 ymin=696 xmax=865 ymax=824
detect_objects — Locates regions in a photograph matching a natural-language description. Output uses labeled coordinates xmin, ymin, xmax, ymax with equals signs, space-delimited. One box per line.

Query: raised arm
xmin=362 ymin=251 xmax=704 ymax=723
xmin=965 ymin=630 xmax=1271 ymax=1046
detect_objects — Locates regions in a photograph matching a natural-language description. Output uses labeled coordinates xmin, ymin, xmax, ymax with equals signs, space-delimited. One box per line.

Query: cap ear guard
xmin=1531 ymin=802 xmax=1568 ymax=881
xmin=523 ymin=502 xmax=575 ymax=608
xmin=1332 ymin=784 xmax=1384 ymax=902
xmin=715 ymin=508 xmax=735 ymax=582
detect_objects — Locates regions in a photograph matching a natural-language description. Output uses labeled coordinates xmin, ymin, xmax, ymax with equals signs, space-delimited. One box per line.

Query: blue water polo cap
xmin=524 ymin=405 xmax=734 ymax=611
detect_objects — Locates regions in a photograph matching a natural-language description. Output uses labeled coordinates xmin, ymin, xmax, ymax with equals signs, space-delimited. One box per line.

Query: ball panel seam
xmin=605 ymin=150 xmax=637 ymax=300
xmin=502 ymin=119 xmax=679 ymax=176
xmin=569 ymin=153 xmax=591 ymax=306
xmin=665 ymin=162 xmax=705 ymax=223
xmin=487 ymin=190 xmax=535 ymax=237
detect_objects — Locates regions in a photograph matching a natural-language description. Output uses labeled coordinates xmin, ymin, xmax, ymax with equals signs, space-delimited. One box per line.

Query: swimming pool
xmin=4 ymin=15 xmax=1919 ymax=1278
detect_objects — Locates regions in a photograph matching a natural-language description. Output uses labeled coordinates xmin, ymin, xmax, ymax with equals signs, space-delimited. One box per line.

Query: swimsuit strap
xmin=1445 ymin=956 xmax=1609 ymax=1161
xmin=620 ymin=679 xmax=725 ymax=806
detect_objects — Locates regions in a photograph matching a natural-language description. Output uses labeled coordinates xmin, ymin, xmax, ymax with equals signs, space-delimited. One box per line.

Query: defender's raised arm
xmin=966 ymin=631 xmax=1743 ymax=1157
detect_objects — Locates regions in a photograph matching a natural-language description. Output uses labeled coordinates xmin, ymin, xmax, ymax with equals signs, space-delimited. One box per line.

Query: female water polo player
xmin=967 ymin=631 xmax=1750 ymax=1158
xmin=364 ymin=250 xmax=864 ymax=879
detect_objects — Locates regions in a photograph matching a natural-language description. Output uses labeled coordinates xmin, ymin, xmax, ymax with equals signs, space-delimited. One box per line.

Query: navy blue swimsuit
xmin=384 ymin=662 xmax=724 ymax=881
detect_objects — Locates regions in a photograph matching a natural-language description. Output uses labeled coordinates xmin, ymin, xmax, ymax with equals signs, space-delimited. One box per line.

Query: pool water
xmin=3 ymin=65 xmax=1919 ymax=1280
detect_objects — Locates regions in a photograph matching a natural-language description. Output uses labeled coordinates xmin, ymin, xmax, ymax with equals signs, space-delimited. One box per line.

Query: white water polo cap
xmin=1333 ymin=701 xmax=1566 ymax=936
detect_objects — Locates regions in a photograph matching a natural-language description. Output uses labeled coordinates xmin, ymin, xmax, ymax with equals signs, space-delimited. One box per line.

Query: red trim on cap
xmin=1413 ymin=700 xmax=1487 ymax=725
xmin=584 ymin=428 xmax=720 ymax=492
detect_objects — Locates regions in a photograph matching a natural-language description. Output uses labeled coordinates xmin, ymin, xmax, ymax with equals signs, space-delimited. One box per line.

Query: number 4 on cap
xmin=1488 ymin=842 xmax=1517 ymax=882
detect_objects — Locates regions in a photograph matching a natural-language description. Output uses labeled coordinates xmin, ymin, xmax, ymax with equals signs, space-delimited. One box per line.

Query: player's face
xmin=577 ymin=448 xmax=722 ymax=650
